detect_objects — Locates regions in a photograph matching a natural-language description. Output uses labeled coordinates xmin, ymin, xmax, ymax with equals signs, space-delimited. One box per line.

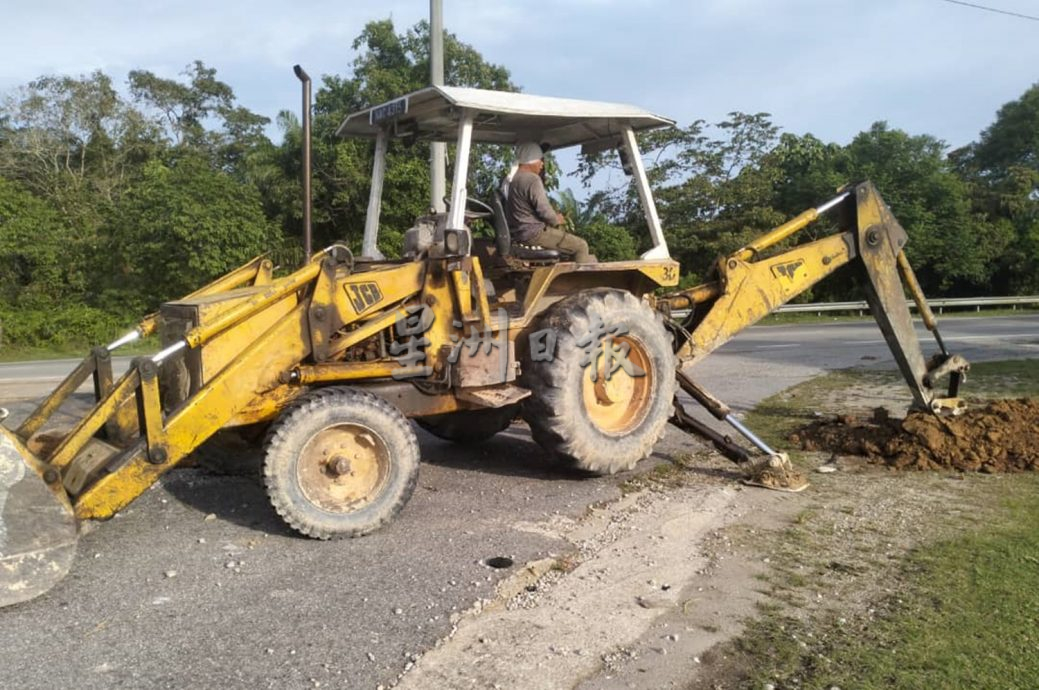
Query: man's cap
xmin=515 ymin=141 xmax=545 ymax=165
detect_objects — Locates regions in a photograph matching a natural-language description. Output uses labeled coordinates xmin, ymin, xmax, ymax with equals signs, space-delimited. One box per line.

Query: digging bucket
xmin=0 ymin=425 xmax=77 ymax=608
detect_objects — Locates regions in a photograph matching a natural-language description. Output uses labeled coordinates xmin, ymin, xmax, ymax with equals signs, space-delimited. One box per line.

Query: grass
xmin=0 ymin=335 xmax=160 ymax=363
xmin=846 ymin=495 xmax=1039 ymax=688
xmin=698 ymin=359 xmax=1039 ymax=690
xmin=759 ymin=305 xmax=1038 ymax=326
xmin=964 ymin=359 xmax=1039 ymax=398
xmin=737 ymin=476 xmax=1039 ymax=690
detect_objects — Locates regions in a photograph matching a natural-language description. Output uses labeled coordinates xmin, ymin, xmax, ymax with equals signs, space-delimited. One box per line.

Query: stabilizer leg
xmin=670 ymin=370 xmax=808 ymax=492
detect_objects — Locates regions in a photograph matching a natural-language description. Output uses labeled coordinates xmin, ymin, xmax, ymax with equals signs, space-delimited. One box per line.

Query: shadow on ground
xmin=162 ymin=421 xmax=602 ymax=535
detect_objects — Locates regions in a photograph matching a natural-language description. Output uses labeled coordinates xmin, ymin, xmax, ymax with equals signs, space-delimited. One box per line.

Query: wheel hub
xmin=297 ymin=423 xmax=389 ymax=513
xmin=328 ymin=455 xmax=353 ymax=476
xmin=581 ymin=334 xmax=653 ymax=435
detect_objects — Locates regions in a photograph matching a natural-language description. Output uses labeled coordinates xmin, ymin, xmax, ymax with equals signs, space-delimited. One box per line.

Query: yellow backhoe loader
xmin=0 ymin=85 xmax=968 ymax=607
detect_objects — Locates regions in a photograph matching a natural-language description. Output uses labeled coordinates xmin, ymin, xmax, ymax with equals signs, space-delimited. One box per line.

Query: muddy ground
xmin=791 ymin=398 xmax=1039 ymax=473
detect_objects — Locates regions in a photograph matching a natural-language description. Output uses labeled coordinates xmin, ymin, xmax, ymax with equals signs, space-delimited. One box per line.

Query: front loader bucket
xmin=0 ymin=426 xmax=77 ymax=607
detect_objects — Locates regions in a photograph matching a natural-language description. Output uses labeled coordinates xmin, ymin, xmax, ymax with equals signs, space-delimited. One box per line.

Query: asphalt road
xmin=0 ymin=315 xmax=1035 ymax=689
xmin=693 ymin=313 xmax=1039 ymax=412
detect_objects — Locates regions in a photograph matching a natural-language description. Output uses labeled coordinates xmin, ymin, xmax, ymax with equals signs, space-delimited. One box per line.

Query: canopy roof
xmin=335 ymin=85 xmax=674 ymax=150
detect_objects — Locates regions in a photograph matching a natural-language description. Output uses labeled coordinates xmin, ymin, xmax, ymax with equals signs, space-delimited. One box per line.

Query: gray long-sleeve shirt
xmin=506 ymin=171 xmax=557 ymax=243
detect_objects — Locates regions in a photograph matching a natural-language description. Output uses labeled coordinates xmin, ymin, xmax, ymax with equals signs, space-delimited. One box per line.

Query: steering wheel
xmin=445 ymin=196 xmax=494 ymax=220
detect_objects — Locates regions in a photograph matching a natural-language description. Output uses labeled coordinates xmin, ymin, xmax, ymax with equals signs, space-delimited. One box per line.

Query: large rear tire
xmin=521 ymin=289 xmax=676 ymax=474
xmin=416 ymin=405 xmax=518 ymax=444
xmin=263 ymin=387 xmax=419 ymax=539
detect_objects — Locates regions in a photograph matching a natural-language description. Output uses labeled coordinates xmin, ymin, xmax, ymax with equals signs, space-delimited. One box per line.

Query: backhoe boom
xmin=660 ymin=182 xmax=968 ymax=416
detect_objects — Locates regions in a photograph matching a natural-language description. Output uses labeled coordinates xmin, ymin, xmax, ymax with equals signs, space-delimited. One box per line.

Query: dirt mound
xmin=790 ymin=398 xmax=1039 ymax=473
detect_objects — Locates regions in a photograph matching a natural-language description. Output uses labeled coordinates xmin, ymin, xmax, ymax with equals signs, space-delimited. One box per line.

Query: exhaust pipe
xmin=294 ymin=65 xmax=313 ymax=264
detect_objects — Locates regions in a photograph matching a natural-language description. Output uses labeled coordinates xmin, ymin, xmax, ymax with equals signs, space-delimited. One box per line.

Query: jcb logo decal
xmin=770 ymin=259 xmax=805 ymax=282
xmin=345 ymin=282 xmax=384 ymax=313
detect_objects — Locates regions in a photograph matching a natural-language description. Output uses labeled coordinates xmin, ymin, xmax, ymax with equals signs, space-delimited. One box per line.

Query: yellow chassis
xmin=11 ymin=247 xmax=678 ymax=520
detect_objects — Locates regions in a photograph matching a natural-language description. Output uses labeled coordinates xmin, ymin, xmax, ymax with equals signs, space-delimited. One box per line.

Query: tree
xmin=554 ymin=188 xmax=637 ymax=261
xmin=843 ymin=124 xmax=1010 ymax=293
xmin=953 ymin=84 xmax=1039 ymax=293
xmin=965 ymin=83 xmax=1039 ymax=181
xmin=578 ymin=111 xmax=1012 ymax=297
xmin=97 ymin=155 xmax=278 ymax=313
xmin=0 ymin=71 xmax=161 ymax=228
xmin=266 ymin=19 xmax=519 ymax=255
xmin=128 ymin=61 xmax=271 ymax=174
xmin=0 ymin=177 xmax=80 ymax=306
xmin=0 ymin=177 xmax=124 ymax=346
xmin=767 ymin=124 xmax=1014 ymax=297
xmin=583 ymin=112 xmax=788 ymax=281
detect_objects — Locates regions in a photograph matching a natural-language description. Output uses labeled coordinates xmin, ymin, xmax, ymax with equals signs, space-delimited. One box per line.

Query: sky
xmin=3 ymin=0 xmax=1038 ymax=153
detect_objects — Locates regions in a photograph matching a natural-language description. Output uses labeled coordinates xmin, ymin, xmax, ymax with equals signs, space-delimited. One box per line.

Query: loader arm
xmin=660 ymin=181 xmax=968 ymax=415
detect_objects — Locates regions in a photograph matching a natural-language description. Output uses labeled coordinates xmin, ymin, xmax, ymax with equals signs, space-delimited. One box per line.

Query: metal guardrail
xmin=779 ymin=295 xmax=1039 ymax=315
xmin=671 ymin=295 xmax=1039 ymax=320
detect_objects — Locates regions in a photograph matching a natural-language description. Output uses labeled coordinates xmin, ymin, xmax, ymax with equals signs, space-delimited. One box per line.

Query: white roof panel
xmin=335 ymin=86 xmax=674 ymax=150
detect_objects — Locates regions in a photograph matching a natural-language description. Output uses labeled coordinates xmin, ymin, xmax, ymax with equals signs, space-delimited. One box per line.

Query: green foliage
xmin=0 ymin=70 xmax=153 ymax=229
xmin=580 ymin=219 xmax=638 ymax=262
xmin=129 ymin=61 xmax=270 ymax=171
xmin=0 ymin=304 xmax=123 ymax=348
xmin=968 ymin=82 xmax=1039 ymax=180
xmin=0 ymin=178 xmax=85 ymax=308
xmin=953 ymin=84 xmax=1039 ymax=294
xmin=638 ymin=112 xmax=788 ymax=277
xmin=0 ymin=60 xmax=282 ymax=346
xmin=1 ymin=21 xmax=1038 ymax=350
xmin=264 ymin=18 xmax=519 ymax=256
xmin=96 ymin=155 xmax=278 ymax=313
xmin=776 ymin=123 xmax=1014 ymax=296
xmin=582 ymin=110 xmax=1025 ymax=299
xmin=555 ymin=188 xmax=637 ymax=261
xmin=848 ymin=124 xmax=1011 ymax=292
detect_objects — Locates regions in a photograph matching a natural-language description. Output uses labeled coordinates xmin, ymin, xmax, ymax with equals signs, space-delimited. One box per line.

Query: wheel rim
xmin=296 ymin=423 xmax=390 ymax=513
xmin=580 ymin=334 xmax=654 ymax=435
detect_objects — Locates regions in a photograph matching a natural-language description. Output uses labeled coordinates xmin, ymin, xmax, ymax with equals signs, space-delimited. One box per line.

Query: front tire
xmin=521 ymin=289 xmax=676 ymax=474
xmin=263 ymin=387 xmax=419 ymax=539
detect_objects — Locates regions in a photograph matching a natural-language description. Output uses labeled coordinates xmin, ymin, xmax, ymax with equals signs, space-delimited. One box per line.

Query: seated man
xmin=505 ymin=142 xmax=594 ymax=263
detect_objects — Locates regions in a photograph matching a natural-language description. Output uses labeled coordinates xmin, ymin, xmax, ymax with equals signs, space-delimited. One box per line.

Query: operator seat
xmin=490 ymin=190 xmax=562 ymax=263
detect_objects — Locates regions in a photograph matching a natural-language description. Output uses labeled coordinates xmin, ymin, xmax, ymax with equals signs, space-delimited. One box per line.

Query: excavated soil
xmin=790 ymin=398 xmax=1039 ymax=473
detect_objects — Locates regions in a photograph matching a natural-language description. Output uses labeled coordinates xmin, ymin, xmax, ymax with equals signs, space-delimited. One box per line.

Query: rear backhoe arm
xmin=658 ymin=181 xmax=969 ymax=485
xmin=660 ymin=181 xmax=967 ymax=414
